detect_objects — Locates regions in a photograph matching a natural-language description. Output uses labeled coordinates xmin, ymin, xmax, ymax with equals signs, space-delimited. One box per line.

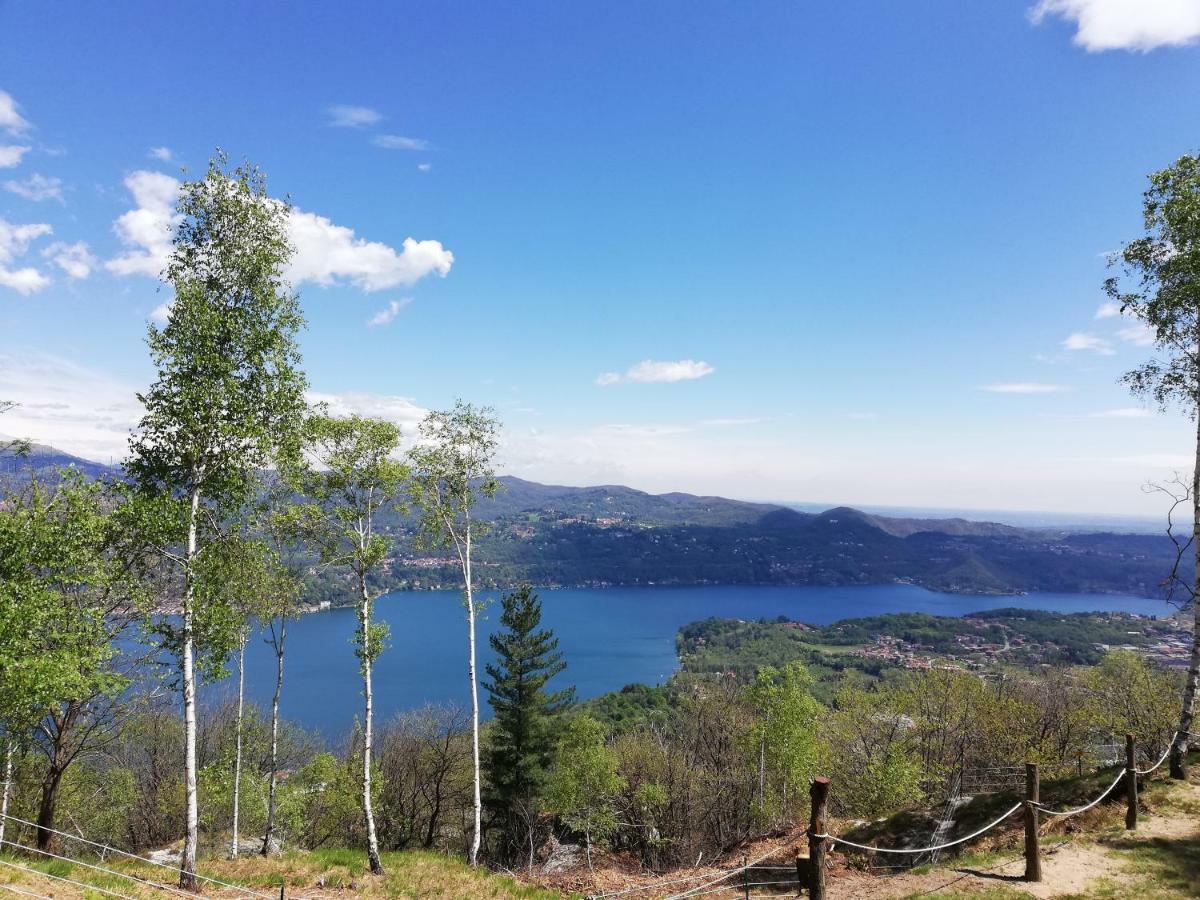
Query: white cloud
xmin=306 ymin=390 xmax=428 ymax=434
xmin=982 ymin=382 xmax=1068 ymax=394
xmin=0 ymin=145 xmax=29 ymax=168
xmin=3 ymin=173 xmax=64 ymax=202
xmin=367 ymin=297 xmax=412 ymax=327
xmin=1116 ymin=322 xmax=1155 ymax=346
xmin=595 ymin=359 xmax=716 ymax=386
xmin=149 ymin=301 xmax=173 ymax=326
xmin=417 ymin=162 xmax=432 ymax=172
xmin=106 ymin=171 xmax=455 ymax=292
xmin=1030 ymin=0 xmax=1200 ymax=51
xmin=0 ymin=217 xmax=52 ymax=295
xmin=374 ymin=135 xmax=432 ymax=151
xmin=105 ymin=170 xmax=182 ymax=277
xmin=1095 ymin=301 xmax=1120 ymax=319
xmin=286 ymin=211 xmax=453 ymax=291
xmin=0 ymin=266 xmax=50 ymax=294
xmin=1090 ymin=407 xmax=1152 ymax=418
xmin=41 ymin=240 xmax=95 ymax=279
xmin=327 ymin=105 xmax=382 ymax=128
xmin=0 ymin=90 xmax=30 ymax=136
xmin=0 ymin=353 xmax=144 ymax=460
xmin=1062 ymin=331 xmax=1115 ymax=355
xmin=148 ymin=146 xmax=173 ymax=162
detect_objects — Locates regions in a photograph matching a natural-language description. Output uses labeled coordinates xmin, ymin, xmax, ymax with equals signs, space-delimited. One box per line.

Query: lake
xmin=220 ymin=584 xmax=1171 ymax=736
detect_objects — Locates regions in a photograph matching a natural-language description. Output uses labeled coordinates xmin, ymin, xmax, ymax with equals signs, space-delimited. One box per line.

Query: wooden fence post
xmin=1125 ymin=733 xmax=1138 ymax=830
xmin=809 ymin=777 xmax=830 ymax=900
xmin=742 ymin=852 xmax=749 ymax=900
xmin=1024 ymin=762 xmax=1041 ymax=883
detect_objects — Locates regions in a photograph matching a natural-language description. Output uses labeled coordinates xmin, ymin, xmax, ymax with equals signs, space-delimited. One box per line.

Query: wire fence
xmin=0 ymin=810 xmax=295 ymax=899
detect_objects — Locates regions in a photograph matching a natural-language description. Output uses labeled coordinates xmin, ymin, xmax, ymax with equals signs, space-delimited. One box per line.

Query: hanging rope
xmin=1033 ymin=767 xmax=1127 ymax=818
xmin=811 ymin=802 xmax=1024 ymax=855
xmin=1136 ymin=729 xmax=1186 ymax=776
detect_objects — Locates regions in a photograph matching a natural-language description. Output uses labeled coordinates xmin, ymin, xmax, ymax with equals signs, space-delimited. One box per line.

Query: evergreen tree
xmin=483 ymin=584 xmax=574 ymax=866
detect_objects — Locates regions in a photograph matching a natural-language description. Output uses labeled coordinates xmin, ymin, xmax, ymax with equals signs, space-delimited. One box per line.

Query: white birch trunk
xmin=465 ymin=525 xmax=482 ymax=867
xmin=0 ymin=740 xmax=13 ymax=848
xmin=262 ymin=616 xmax=285 ymax=856
xmin=179 ymin=487 xmax=201 ymax=890
xmin=360 ymin=573 xmax=384 ymax=875
xmin=231 ymin=634 xmax=246 ymax=858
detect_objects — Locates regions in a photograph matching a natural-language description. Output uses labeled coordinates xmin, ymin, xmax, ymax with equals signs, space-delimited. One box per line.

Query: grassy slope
xmin=0 ymin=848 xmax=569 ymax=899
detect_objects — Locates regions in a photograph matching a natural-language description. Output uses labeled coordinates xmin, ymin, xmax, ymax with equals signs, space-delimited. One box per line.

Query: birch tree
xmin=193 ymin=535 xmax=288 ymax=857
xmin=407 ymin=401 xmax=500 ymax=866
xmin=1108 ymin=152 xmax=1200 ymax=779
xmin=125 ymin=153 xmax=306 ymax=888
xmin=258 ymin=485 xmax=305 ymax=857
xmin=295 ymin=413 xmax=407 ymax=876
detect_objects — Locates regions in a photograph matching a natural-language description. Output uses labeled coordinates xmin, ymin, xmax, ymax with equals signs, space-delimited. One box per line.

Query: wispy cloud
xmin=3 ymin=173 xmax=64 ymax=203
xmin=374 ymin=134 xmax=433 ymax=151
xmin=0 ymin=145 xmax=29 ymax=168
xmin=306 ymin=390 xmax=428 ymax=434
xmin=699 ymin=417 xmax=765 ymax=427
xmin=367 ymin=297 xmax=412 ymax=327
xmin=41 ymin=241 xmax=95 ymax=279
xmin=1095 ymin=301 xmax=1120 ymax=319
xmin=596 ymin=359 xmax=715 ymax=386
xmin=1029 ymin=0 xmax=1200 ymax=51
xmin=982 ymin=382 xmax=1068 ymax=394
xmin=0 ymin=353 xmax=143 ymax=460
xmin=0 ymin=90 xmax=31 ymax=136
xmin=327 ymin=105 xmax=382 ymax=128
xmin=417 ymin=162 xmax=432 ymax=172
xmin=1062 ymin=331 xmax=1115 ymax=355
xmin=149 ymin=301 xmax=173 ymax=326
xmin=1089 ymin=407 xmax=1152 ymax=418
xmin=148 ymin=146 xmax=173 ymax=162
xmin=1116 ymin=322 xmax=1155 ymax=346
xmin=0 ymin=217 xmax=52 ymax=295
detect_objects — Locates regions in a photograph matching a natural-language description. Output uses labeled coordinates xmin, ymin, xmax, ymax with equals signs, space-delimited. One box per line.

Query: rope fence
xmin=591 ymin=728 xmax=1186 ymax=899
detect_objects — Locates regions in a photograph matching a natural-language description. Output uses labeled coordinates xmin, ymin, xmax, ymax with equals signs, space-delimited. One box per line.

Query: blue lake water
xmin=218 ymin=584 xmax=1171 ymax=736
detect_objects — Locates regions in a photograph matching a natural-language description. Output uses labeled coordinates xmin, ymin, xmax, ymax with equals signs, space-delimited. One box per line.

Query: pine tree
xmin=483 ymin=584 xmax=574 ymax=867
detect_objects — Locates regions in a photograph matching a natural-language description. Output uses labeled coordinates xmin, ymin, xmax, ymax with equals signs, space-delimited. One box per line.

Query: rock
xmin=225 ymin=835 xmax=282 ymax=857
xmin=540 ymin=835 xmax=583 ymax=874
xmin=146 ymin=848 xmax=181 ymax=866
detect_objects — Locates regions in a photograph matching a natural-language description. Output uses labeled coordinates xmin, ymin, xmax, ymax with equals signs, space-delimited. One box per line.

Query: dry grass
xmin=0 ymin=847 xmax=570 ymax=899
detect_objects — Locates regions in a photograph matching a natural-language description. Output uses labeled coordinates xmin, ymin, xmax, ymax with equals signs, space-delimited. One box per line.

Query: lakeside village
xmin=844 ymin=612 xmax=1195 ymax=672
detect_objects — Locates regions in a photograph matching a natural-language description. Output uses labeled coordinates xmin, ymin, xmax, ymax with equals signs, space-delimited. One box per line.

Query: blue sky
xmin=2 ymin=0 xmax=1200 ymax=515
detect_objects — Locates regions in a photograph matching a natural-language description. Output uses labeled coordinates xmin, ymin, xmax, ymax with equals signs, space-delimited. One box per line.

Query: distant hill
xmin=5 ymin=446 xmax=1183 ymax=600
xmin=480 ymin=476 xmax=786 ymax=526
xmin=0 ymin=443 xmax=116 ymax=481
